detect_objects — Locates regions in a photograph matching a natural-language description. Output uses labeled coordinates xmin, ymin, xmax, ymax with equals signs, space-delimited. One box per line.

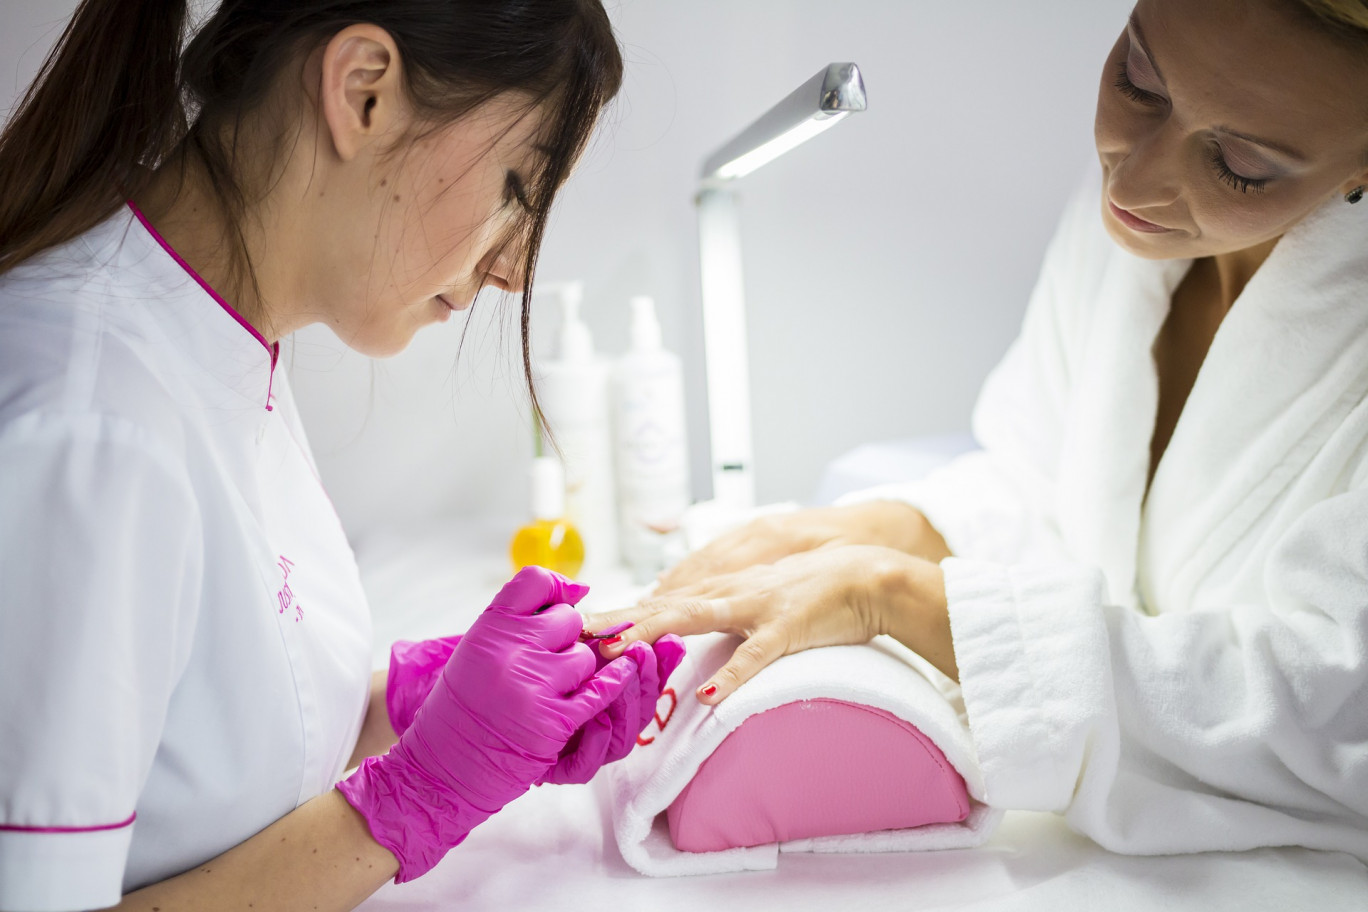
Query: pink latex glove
xmin=386 ymin=623 xmax=687 ymax=780
xmin=338 ymin=567 xmax=639 ymax=882
xmin=386 ymin=634 xmax=463 ymax=736
xmin=539 ymin=628 xmax=687 ymax=784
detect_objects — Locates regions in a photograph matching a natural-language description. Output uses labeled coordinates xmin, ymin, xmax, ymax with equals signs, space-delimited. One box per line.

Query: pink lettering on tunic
xmin=275 ymin=555 xmax=304 ymax=622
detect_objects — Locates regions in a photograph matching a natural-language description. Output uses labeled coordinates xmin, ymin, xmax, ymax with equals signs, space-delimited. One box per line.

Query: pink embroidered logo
xmin=636 ymin=687 xmax=678 ymax=747
xmin=276 ymin=555 xmax=304 ymax=623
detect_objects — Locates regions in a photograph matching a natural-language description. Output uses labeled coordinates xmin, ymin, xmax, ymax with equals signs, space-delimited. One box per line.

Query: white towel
xmin=609 ymin=632 xmax=1002 ymax=876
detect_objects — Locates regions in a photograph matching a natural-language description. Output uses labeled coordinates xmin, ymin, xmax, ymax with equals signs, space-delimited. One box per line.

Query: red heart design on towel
xmin=636 ymin=687 xmax=678 ymax=746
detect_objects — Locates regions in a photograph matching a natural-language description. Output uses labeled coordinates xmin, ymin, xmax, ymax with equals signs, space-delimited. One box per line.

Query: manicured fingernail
xmin=700 ymin=683 xmax=717 ymax=696
xmin=601 ymin=635 xmax=622 ymax=645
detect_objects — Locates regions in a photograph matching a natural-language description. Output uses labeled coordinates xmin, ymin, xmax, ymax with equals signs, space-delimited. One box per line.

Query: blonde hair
xmin=1287 ymin=0 xmax=1368 ymax=37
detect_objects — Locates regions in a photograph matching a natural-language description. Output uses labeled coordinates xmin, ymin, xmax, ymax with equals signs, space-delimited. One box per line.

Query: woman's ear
xmin=318 ymin=24 xmax=406 ymax=162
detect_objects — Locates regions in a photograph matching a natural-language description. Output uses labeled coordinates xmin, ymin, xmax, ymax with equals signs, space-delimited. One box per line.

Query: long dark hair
xmin=0 ymin=0 xmax=623 ymax=429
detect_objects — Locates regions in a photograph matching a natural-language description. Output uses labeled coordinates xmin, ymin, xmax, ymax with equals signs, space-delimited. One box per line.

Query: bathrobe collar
xmin=1058 ymin=193 xmax=1368 ymax=610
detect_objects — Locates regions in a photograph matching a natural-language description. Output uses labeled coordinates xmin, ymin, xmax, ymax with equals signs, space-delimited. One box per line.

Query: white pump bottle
xmin=612 ymin=295 xmax=691 ymax=582
xmin=535 ymin=282 xmax=619 ymax=572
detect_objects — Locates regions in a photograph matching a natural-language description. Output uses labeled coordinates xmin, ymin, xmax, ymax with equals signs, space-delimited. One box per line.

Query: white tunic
xmin=0 ymin=207 xmax=373 ymax=911
xmin=850 ymin=168 xmax=1368 ymax=861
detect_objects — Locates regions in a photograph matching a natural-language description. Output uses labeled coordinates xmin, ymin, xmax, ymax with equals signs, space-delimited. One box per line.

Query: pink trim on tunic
xmin=126 ymin=201 xmax=278 ymax=411
xmin=0 ymin=812 xmax=136 ymax=834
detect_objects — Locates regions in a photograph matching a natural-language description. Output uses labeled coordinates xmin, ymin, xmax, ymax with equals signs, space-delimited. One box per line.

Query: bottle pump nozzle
xmin=629 ymin=295 xmax=663 ymax=352
xmin=543 ymin=281 xmax=593 ymax=363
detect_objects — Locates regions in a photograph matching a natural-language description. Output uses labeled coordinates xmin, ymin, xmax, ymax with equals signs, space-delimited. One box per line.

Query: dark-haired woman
xmin=0 ymin=2 xmax=681 ymax=909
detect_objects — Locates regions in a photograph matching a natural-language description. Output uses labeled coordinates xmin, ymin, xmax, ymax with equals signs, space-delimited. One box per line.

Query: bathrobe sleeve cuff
xmin=942 ymin=557 xmax=1111 ymax=812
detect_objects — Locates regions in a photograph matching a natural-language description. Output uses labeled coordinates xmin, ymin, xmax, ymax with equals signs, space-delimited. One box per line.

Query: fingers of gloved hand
xmin=538 ymin=713 xmax=612 ymax=785
xmin=386 ymin=634 xmax=466 ymax=736
xmin=488 ymin=565 xmax=591 ymax=616
xmin=619 ymin=640 xmax=659 ymax=747
xmin=694 ymin=624 xmax=790 ymax=705
xmin=562 ymin=652 xmax=639 ymax=724
xmin=536 ymin=641 xmax=599 ymax=696
xmin=433 ymin=632 xmax=464 ymax=651
xmin=438 ymin=605 xmax=589 ymax=731
xmin=385 ymin=669 xmax=417 ymax=738
xmin=557 ymin=577 xmax=591 ymax=608
xmin=389 ymin=635 xmax=461 ymax=678
xmin=653 ymin=634 xmax=687 ymax=686
xmin=474 ymin=599 xmax=584 ymax=654
xmin=601 ymin=663 xmax=643 ymax=762
xmin=532 ymin=601 xmax=592 ymax=652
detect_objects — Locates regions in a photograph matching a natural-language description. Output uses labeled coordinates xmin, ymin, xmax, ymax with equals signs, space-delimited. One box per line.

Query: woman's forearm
xmin=846 ymin=500 xmax=954 ymax=562
xmin=348 ymin=669 xmax=398 ymax=769
xmin=877 ymin=551 xmax=959 ymax=682
xmin=114 ymin=790 xmax=397 ymax=911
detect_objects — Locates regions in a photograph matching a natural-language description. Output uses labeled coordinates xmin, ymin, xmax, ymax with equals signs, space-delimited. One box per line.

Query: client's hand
xmin=655 ymin=501 xmax=951 ymax=595
xmin=589 ymin=545 xmax=957 ymax=706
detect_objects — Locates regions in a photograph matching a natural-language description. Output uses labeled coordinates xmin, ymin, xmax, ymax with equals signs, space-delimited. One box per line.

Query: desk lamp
xmin=696 ymin=62 xmax=866 ymax=510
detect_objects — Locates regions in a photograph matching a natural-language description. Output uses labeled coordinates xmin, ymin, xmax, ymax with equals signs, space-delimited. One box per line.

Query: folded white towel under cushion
xmin=608 ymin=632 xmax=1003 ymax=876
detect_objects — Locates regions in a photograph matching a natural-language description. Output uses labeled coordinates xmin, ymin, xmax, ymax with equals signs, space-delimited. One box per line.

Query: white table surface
xmin=353 ymin=519 xmax=1368 ymax=912
xmin=357 ymin=779 xmax=1367 ymax=912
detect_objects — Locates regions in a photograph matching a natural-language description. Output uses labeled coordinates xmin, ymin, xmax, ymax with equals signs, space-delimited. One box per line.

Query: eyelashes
xmin=505 ymin=172 xmax=534 ymax=214
xmin=1113 ymin=62 xmax=1164 ymax=106
xmin=1208 ymin=148 xmax=1270 ymax=194
xmin=1113 ymin=63 xmax=1271 ymax=195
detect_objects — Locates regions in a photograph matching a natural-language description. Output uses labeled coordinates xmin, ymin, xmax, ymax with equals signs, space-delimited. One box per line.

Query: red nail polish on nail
xmin=700 ymin=684 xmax=717 ymax=696
xmin=601 ymin=635 xmax=622 ymax=645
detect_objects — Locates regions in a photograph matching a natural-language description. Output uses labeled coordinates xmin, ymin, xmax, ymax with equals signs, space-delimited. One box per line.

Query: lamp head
xmin=701 ymin=63 xmax=866 ymax=184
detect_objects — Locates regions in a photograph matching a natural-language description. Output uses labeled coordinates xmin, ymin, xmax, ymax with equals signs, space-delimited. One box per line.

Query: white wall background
xmin=2 ymin=1 xmax=1131 ymax=551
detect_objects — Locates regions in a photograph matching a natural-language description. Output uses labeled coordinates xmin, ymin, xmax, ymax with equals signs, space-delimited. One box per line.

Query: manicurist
xmin=595 ymin=0 xmax=1368 ymax=863
xmin=0 ymin=1 xmax=681 ymax=909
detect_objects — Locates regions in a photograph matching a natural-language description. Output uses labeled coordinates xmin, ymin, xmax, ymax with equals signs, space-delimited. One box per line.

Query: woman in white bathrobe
xmin=592 ymin=0 xmax=1368 ymax=862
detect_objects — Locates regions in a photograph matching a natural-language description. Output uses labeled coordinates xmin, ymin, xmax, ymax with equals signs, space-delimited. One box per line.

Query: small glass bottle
xmin=510 ymin=455 xmax=585 ymax=579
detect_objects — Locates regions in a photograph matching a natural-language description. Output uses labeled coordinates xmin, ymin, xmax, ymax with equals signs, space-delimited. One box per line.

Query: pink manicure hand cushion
xmin=339 ymin=567 xmax=646 ymax=882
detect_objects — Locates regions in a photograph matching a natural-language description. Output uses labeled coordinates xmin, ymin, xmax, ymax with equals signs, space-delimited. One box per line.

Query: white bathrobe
xmin=852 ymin=167 xmax=1368 ymax=861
